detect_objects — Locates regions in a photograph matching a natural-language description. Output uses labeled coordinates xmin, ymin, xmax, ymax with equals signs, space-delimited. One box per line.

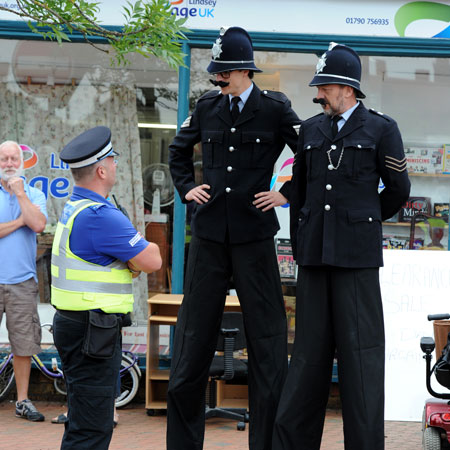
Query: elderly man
xmin=0 ymin=140 xmax=47 ymax=421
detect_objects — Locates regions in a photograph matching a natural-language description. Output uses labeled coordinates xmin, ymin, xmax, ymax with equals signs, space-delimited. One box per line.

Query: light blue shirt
xmin=0 ymin=179 xmax=48 ymax=284
xmin=229 ymin=83 xmax=254 ymax=113
xmin=335 ymin=101 xmax=360 ymax=132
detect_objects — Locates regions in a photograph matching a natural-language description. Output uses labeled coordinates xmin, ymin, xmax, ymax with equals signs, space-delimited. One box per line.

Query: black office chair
xmin=205 ymin=311 xmax=249 ymax=431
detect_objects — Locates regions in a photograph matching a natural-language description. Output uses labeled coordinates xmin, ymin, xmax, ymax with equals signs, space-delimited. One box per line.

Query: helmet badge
xmin=212 ymin=38 xmax=223 ymax=60
xmin=315 ymin=52 xmax=327 ymax=74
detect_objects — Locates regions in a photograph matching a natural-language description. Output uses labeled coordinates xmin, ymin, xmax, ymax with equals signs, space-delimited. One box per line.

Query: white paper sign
xmin=382 ymin=249 xmax=450 ymax=421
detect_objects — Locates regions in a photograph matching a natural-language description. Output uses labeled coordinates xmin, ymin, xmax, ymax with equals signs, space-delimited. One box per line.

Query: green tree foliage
xmin=0 ymin=0 xmax=189 ymax=68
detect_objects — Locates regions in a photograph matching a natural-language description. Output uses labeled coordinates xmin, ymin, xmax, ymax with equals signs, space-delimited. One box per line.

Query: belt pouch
xmin=82 ymin=311 xmax=118 ymax=359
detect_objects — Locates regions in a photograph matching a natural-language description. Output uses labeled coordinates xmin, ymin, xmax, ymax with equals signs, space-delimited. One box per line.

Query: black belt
xmin=56 ymin=309 xmax=131 ymax=327
xmin=56 ymin=309 xmax=89 ymax=323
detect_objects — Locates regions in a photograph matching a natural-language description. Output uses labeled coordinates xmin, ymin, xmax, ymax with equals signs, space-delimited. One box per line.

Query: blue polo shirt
xmin=67 ymin=186 xmax=148 ymax=265
xmin=0 ymin=179 xmax=48 ymax=284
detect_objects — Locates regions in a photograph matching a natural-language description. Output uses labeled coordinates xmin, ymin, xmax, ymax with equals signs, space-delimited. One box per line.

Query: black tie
xmin=331 ymin=115 xmax=342 ymax=138
xmin=231 ymin=96 xmax=241 ymax=123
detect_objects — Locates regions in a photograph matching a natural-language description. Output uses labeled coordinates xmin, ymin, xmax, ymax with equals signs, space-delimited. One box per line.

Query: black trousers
xmin=53 ymin=311 xmax=122 ymax=450
xmin=166 ymin=236 xmax=288 ymax=450
xmin=273 ymin=266 xmax=385 ymax=450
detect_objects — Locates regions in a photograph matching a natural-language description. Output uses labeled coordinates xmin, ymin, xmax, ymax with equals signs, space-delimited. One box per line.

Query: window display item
xmin=399 ymin=197 xmax=432 ymax=222
xmin=276 ymin=238 xmax=296 ymax=279
xmin=434 ymin=203 xmax=449 ymax=223
xmin=404 ymin=147 xmax=443 ymax=174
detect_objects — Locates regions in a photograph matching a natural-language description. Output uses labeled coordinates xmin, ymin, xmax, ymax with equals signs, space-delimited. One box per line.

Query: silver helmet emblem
xmin=315 ymin=52 xmax=327 ymax=74
xmin=212 ymin=38 xmax=223 ymax=60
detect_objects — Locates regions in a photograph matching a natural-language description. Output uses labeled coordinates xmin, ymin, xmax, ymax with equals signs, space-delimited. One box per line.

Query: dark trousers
xmin=166 ymin=236 xmax=288 ymax=450
xmin=53 ymin=311 xmax=122 ymax=450
xmin=273 ymin=266 xmax=385 ymax=450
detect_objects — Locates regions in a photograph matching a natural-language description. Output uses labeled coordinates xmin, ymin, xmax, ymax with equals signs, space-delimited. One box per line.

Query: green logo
xmin=395 ymin=1 xmax=450 ymax=37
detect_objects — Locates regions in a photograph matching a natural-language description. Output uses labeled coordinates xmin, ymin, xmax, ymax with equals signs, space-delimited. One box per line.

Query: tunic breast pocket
xmin=201 ymin=131 xmax=224 ymax=168
xmin=342 ymin=138 xmax=376 ymax=178
xmin=241 ymin=131 xmax=274 ymax=168
xmin=303 ymin=139 xmax=324 ymax=180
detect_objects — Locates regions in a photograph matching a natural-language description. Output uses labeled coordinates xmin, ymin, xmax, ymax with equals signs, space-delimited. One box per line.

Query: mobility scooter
xmin=420 ymin=313 xmax=450 ymax=449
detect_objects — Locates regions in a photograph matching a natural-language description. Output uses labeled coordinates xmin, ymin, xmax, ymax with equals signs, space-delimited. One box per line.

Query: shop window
xmin=190 ymin=49 xmax=449 ymax=253
xmin=0 ymin=40 xmax=177 ymax=306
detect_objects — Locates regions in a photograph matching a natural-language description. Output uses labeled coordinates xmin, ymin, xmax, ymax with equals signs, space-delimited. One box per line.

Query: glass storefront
xmin=0 ymin=39 xmax=178 ymax=315
xmin=189 ymin=48 xmax=450 ymax=251
xmin=1 ymin=37 xmax=448 ymax=309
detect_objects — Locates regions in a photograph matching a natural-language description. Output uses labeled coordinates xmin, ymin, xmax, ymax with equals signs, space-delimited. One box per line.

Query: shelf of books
xmin=382 ymin=144 xmax=450 ymax=251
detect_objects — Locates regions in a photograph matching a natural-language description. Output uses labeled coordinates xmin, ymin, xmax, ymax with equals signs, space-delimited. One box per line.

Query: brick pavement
xmin=0 ymin=401 xmax=422 ymax=449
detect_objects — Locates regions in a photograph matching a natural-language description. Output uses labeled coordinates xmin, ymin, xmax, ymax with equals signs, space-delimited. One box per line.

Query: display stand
xmin=146 ymin=293 xmax=246 ymax=412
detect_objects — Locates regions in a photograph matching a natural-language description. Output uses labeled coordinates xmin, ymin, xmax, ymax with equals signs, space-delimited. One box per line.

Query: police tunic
xmin=169 ymin=84 xmax=301 ymax=244
xmin=290 ymin=102 xmax=410 ymax=266
xmin=167 ymin=83 xmax=301 ymax=450
xmin=273 ymin=102 xmax=410 ymax=450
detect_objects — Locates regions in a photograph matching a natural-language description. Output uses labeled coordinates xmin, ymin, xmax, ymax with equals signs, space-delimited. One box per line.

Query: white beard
xmin=0 ymin=165 xmax=24 ymax=182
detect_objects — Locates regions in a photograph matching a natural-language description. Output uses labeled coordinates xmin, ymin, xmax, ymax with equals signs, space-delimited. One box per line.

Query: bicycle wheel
xmin=115 ymin=357 xmax=140 ymax=408
xmin=0 ymin=356 xmax=15 ymax=402
xmin=53 ymin=376 xmax=67 ymax=396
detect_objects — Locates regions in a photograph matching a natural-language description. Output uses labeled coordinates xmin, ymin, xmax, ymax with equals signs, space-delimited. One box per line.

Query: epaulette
xmin=198 ymin=90 xmax=222 ymax=101
xmin=306 ymin=112 xmax=325 ymax=123
xmin=89 ymin=203 xmax=105 ymax=212
xmin=369 ymin=108 xmax=391 ymax=121
xmin=261 ymin=90 xmax=288 ymax=103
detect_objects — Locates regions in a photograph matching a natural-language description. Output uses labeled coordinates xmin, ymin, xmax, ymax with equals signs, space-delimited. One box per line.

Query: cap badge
xmin=212 ymin=38 xmax=223 ymax=60
xmin=316 ymin=52 xmax=327 ymax=74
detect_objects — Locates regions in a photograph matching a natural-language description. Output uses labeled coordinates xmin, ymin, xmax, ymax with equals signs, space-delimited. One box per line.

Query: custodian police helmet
xmin=207 ymin=26 xmax=262 ymax=74
xmin=60 ymin=126 xmax=118 ymax=168
xmin=309 ymin=42 xmax=366 ymax=99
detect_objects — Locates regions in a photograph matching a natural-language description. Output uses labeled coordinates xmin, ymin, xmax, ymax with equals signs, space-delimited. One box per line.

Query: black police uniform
xmin=167 ymin=83 xmax=301 ymax=450
xmin=272 ymin=103 xmax=411 ymax=450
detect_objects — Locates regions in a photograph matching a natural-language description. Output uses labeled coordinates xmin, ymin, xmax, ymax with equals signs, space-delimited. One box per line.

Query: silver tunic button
xmin=324 ymin=204 xmax=331 ymax=211
xmin=328 ymin=164 xmax=334 ymax=170
xmin=326 ymin=184 xmax=332 ymax=190
xmin=229 ymin=146 xmax=235 ymax=152
xmin=306 ymin=145 xmax=311 ymax=150
xmin=357 ymin=144 xmax=362 ymax=149
xmin=231 ymin=127 xmax=236 ymax=133
xmin=225 ymin=187 xmax=231 ymax=193
xmin=227 ymin=166 xmax=233 ymax=172
xmin=208 ymin=138 xmax=211 ymax=142
xmin=368 ymin=217 xmax=373 ymax=222
xmin=263 ymin=90 xmax=268 ymax=94
xmin=331 ymin=144 xmax=336 ymax=150
xmin=256 ymin=138 xmax=261 ymax=143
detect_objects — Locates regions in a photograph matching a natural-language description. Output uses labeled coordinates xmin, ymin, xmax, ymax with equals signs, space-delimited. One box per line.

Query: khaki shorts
xmin=0 ymin=278 xmax=42 ymax=356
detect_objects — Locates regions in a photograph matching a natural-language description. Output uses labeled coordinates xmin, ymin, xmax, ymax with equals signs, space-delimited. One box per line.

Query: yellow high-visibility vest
xmin=51 ymin=199 xmax=133 ymax=314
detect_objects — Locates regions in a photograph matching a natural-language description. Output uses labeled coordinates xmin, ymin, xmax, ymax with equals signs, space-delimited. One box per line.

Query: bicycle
xmin=0 ymin=323 xmax=141 ymax=408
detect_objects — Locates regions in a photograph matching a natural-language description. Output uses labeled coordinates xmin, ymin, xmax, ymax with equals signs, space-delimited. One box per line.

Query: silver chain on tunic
xmin=326 ymin=146 xmax=345 ymax=170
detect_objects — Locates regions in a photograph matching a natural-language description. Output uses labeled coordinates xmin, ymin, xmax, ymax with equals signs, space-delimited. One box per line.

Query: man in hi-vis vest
xmin=51 ymin=126 xmax=161 ymax=450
